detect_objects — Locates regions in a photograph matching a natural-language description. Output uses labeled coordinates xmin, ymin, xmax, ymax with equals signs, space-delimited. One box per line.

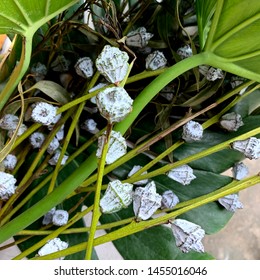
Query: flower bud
xmin=7 ymin=123 xmax=27 ymax=138
xmin=170 ymin=219 xmax=205 ymax=253
xmin=0 ymin=171 xmax=17 ymax=200
xmin=74 ymin=57 xmax=94 ymax=78
xmin=31 ymin=102 xmax=58 ymax=126
xmin=133 ymin=181 xmax=162 ymax=221
xmin=230 ymin=76 xmax=247 ymax=95
xmin=167 ymin=165 xmax=196 ymax=185
xmin=145 ymin=50 xmax=167 ymax=70
xmin=232 ymin=162 xmax=249 ymax=180
xmin=182 ymin=120 xmax=203 ymax=143
xmin=161 ymin=190 xmax=179 ymax=209
xmin=52 ymin=210 xmax=69 ymax=226
xmin=218 ymin=194 xmax=243 ymax=212
xmin=0 ymin=114 xmax=19 ymax=130
xmin=100 ymin=180 xmax=133 ymax=214
xmin=127 ymin=165 xmax=148 ymax=185
xmin=177 ymin=45 xmax=193 ymax=59
xmin=37 ymin=238 xmax=68 ymax=259
xmin=81 ymin=119 xmax=99 ymax=134
xmin=47 ymin=137 xmax=60 ymax=154
xmin=48 ymin=151 xmax=68 ymax=166
xmin=199 ymin=65 xmax=224 ymax=81
xmin=126 ymin=27 xmax=153 ymax=48
xmin=3 ymin=154 xmax=17 ymax=170
xmin=42 ymin=207 xmax=56 ymax=225
xmin=29 ymin=132 xmax=45 ymax=149
xmin=232 ymin=137 xmax=260 ymax=160
xmin=55 ymin=125 xmax=65 ymax=141
xmin=220 ymin=112 xmax=244 ymax=131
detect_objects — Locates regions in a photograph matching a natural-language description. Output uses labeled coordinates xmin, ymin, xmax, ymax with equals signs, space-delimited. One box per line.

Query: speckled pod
xmin=48 ymin=151 xmax=69 ymax=166
xmin=200 ymin=65 xmax=224 ymax=81
xmin=177 ymin=45 xmax=193 ymax=59
xmin=3 ymin=154 xmax=17 ymax=170
xmin=182 ymin=120 xmax=203 ymax=143
xmin=170 ymin=219 xmax=205 ymax=253
xmin=37 ymin=238 xmax=68 ymax=259
xmin=127 ymin=165 xmax=148 ymax=185
xmin=0 ymin=114 xmax=19 ymax=130
xmin=52 ymin=210 xmax=69 ymax=226
xmin=220 ymin=112 xmax=244 ymax=131
xmin=100 ymin=180 xmax=133 ymax=214
xmin=126 ymin=27 xmax=153 ymax=48
xmin=74 ymin=57 xmax=94 ymax=78
xmin=29 ymin=132 xmax=45 ymax=149
xmin=0 ymin=171 xmax=17 ymax=200
xmin=161 ymin=190 xmax=180 ymax=209
xmin=232 ymin=137 xmax=260 ymax=160
xmin=42 ymin=207 xmax=56 ymax=225
xmin=167 ymin=165 xmax=196 ymax=186
xmin=31 ymin=102 xmax=58 ymax=126
xmin=133 ymin=181 xmax=162 ymax=221
xmin=81 ymin=119 xmax=99 ymax=134
xmin=95 ymin=45 xmax=129 ymax=84
xmin=145 ymin=50 xmax=167 ymax=70
xmin=232 ymin=162 xmax=249 ymax=180
xmin=218 ymin=194 xmax=243 ymax=212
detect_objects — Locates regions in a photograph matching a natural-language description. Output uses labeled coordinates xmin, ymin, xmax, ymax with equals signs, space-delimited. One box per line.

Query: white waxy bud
xmin=127 ymin=165 xmax=148 ymax=185
xmin=7 ymin=123 xmax=27 ymax=138
xmin=145 ymin=50 xmax=167 ymax=71
xmin=81 ymin=119 xmax=99 ymax=134
xmin=29 ymin=132 xmax=45 ymax=148
xmin=95 ymin=45 xmax=129 ymax=84
xmin=96 ymin=87 xmax=133 ymax=123
xmin=100 ymin=180 xmax=133 ymax=214
xmin=0 ymin=114 xmax=19 ymax=130
xmin=48 ymin=151 xmax=68 ymax=166
xmin=37 ymin=238 xmax=68 ymax=259
xmin=161 ymin=190 xmax=179 ymax=209
xmin=126 ymin=27 xmax=153 ymax=48
xmin=74 ymin=57 xmax=94 ymax=78
xmin=52 ymin=210 xmax=69 ymax=226
xmin=177 ymin=45 xmax=193 ymax=59
xmin=31 ymin=62 xmax=47 ymax=82
xmin=42 ymin=207 xmax=56 ymax=225
xmin=170 ymin=219 xmax=205 ymax=253
xmin=47 ymin=137 xmax=60 ymax=154
xmin=231 ymin=76 xmax=247 ymax=95
xmin=47 ymin=114 xmax=62 ymax=130
xmin=31 ymin=102 xmax=58 ymax=126
xmin=51 ymin=55 xmax=70 ymax=72
xmin=182 ymin=120 xmax=203 ymax=143
xmin=232 ymin=162 xmax=249 ymax=180
xmin=133 ymin=181 xmax=162 ymax=221
xmin=218 ymin=194 xmax=243 ymax=212
xmin=167 ymin=165 xmax=196 ymax=186
xmin=3 ymin=154 xmax=17 ymax=170
xmin=206 ymin=66 xmax=224 ymax=81
xmin=0 ymin=171 xmax=17 ymax=200
xmin=96 ymin=130 xmax=127 ymax=164
xmin=232 ymin=137 xmax=260 ymax=160
xmin=89 ymin=82 xmax=108 ymax=104
xmin=220 ymin=112 xmax=244 ymax=132
xmin=55 ymin=125 xmax=65 ymax=141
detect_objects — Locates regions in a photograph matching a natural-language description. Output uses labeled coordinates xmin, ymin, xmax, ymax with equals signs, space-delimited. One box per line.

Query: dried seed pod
xmin=31 ymin=62 xmax=47 ymax=82
xmin=37 ymin=238 xmax=68 ymax=259
xmin=232 ymin=137 xmax=260 ymax=160
xmin=182 ymin=120 xmax=203 ymax=143
xmin=42 ymin=207 xmax=56 ymax=225
xmin=177 ymin=45 xmax=193 ymax=59
xmin=96 ymin=130 xmax=127 ymax=164
xmin=220 ymin=112 xmax=244 ymax=131
xmin=161 ymin=190 xmax=179 ymax=209
xmin=0 ymin=114 xmax=19 ymax=130
xmin=52 ymin=210 xmax=69 ymax=226
xmin=0 ymin=171 xmax=17 ymax=200
xmin=145 ymin=50 xmax=167 ymax=70
xmin=31 ymin=102 xmax=58 ymax=126
xmin=133 ymin=181 xmax=162 ymax=221
xmin=232 ymin=162 xmax=249 ymax=180
xmin=96 ymin=87 xmax=133 ymax=123
xmin=126 ymin=27 xmax=153 ymax=48
xmin=95 ymin=45 xmax=129 ymax=84
xmin=3 ymin=154 xmax=17 ymax=170
xmin=100 ymin=180 xmax=133 ymax=214
xmin=218 ymin=194 xmax=243 ymax=212
xmin=170 ymin=219 xmax=205 ymax=253
xmin=74 ymin=57 xmax=94 ymax=78
xmin=29 ymin=132 xmax=45 ymax=149
xmin=81 ymin=119 xmax=99 ymax=134
xmin=167 ymin=165 xmax=196 ymax=186
xmin=51 ymin=55 xmax=70 ymax=72
xmin=127 ymin=165 xmax=148 ymax=185
xmin=48 ymin=151 xmax=68 ymax=166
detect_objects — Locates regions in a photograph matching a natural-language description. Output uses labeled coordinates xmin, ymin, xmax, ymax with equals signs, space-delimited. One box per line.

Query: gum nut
xmin=133 ymin=181 xmax=162 ymax=221
xmin=48 ymin=151 xmax=69 ymax=166
xmin=126 ymin=27 xmax=153 ymax=48
xmin=161 ymin=190 xmax=180 ymax=209
xmin=218 ymin=194 xmax=243 ymax=212
xmin=0 ymin=114 xmax=19 ymax=130
xmin=232 ymin=137 xmax=260 ymax=160
xmin=31 ymin=62 xmax=47 ymax=82
xmin=74 ymin=57 xmax=94 ymax=78
xmin=96 ymin=130 xmax=127 ymax=164
xmin=127 ymin=165 xmax=148 ymax=185
xmin=100 ymin=180 xmax=134 ymax=214
xmin=0 ymin=171 xmax=17 ymax=200
xmin=81 ymin=119 xmax=98 ymax=134
xmin=220 ymin=112 xmax=244 ymax=131
xmin=232 ymin=162 xmax=249 ymax=180
xmin=167 ymin=165 xmax=196 ymax=185
xmin=29 ymin=132 xmax=45 ymax=148
xmin=177 ymin=45 xmax=193 ymax=59
xmin=170 ymin=219 xmax=205 ymax=253
xmin=206 ymin=67 xmax=224 ymax=81
xmin=51 ymin=55 xmax=70 ymax=72
xmin=145 ymin=50 xmax=167 ymax=70
xmin=42 ymin=207 xmax=56 ymax=225
xmin=95 ymin=45 xmax=129 ymax=84
xmin=31 ymin=102 xmax=58 ymax=126
xmin=52 ymin=210 xmax=69 ymax=226
xmin=38 ymin=238 xmax=68 ymax=259
xmin=3 ymin=154 xmax=17 ymax=170
xmin=96 ymin=87 xmax=133 ymax=123
xmin=7 ymin=124 xmax=27 ymax=138
xmin=182 ymin=120 xmax=203 ymax=142
xmin=55 ymin=125 xmax=65 ymax=141
xmin=47 ymin=137 xmax=60 ymax=154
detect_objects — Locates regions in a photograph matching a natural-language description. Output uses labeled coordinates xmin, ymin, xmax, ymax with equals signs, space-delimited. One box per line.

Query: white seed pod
xmin=74 ymin=57 xmax=94 ymax=78
xmin=205 ymin=67 xmax=224 ymax=81
xmin=51 ymin=55 xmax=70 ymax=72
xmin=52 ymin=210 xmax=69 ymax=226
xmin=31 ymin=102 xmax=58 ymax=126
xmin=232 ymin=137 xmax=260 ymax=160
xmin=126 ymin=27 xmax=153 ymax=48
xmin=133 ymin=181 xmax=162 ymax=221
xmin=161 ymin=190 xmax=180 ymax=209
xmin=230 ymin=76 xmax=247 ymax=95
xmin=232 ymin=162 xmax=249 ymax=180
xmin=3 ymin=154 xmax=17 ymax=170
xmin=42 ymin=207 xmax=56 ymax=225
xmin=182 ymin=120 xmax=203 ymax=143
xmin=89 ymin=82 xmax=108 ymax=104
xmin=95 ymin=45 xmax=129 ymax=84
xmin=81 ymin=119 xmax=99 ymax=134
xmin=167 ymin=164 xmax=196 ymax=186
xmin=145 ymin=50 xmax=167 ymax=70
xmin=177 ymin=45 xmax=193 ymax=59
xmin=47 ymin=114 xmax=62 ymax=130
xmin=220 ymin=112 xmax=244 ymax=132
xmin=7 ymin=123 xmax=28 ymax=138
xmin=29 ymin=132 xmax=45 ymax=149
xmin=55 ymin=125 xmax=65 ymax=141
xmin=127 ymin=165 xmax=148 ymax=185
xmin=96 ymin=87 xmax=133 ymax=123
xmin=31 ymin=62 xmax=47 ymax=82
xmin=47 ymin=137 xmax=60 ymax=154
xmin=0 ymin=114 xmax=19 ymax=130
xmin=218 ymin=194 xmax=243 ymax=212
xmin=100 ymin=180 xmax=133 ymax=214
xmin=96 ymin=130 xmax=127 ymax=164
xmin=48 ymin=151 xmax=69 ymax=166
xmin=170 ymin=219 xmax=205 ymax=253
xmin=0 ymin=171 xmax=17 ymax=200
xmin=37 ymin=238 xmax=68 ymax=259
